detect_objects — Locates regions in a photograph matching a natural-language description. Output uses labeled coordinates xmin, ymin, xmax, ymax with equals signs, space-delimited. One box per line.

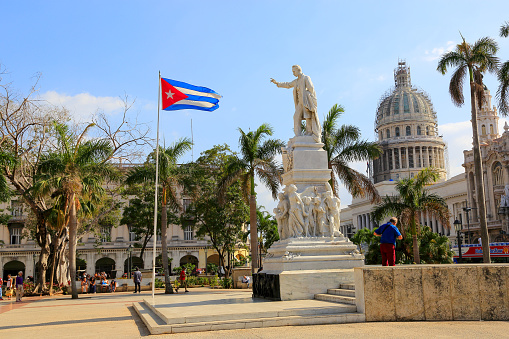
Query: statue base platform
xmin=253 ymin=237 xmax=364 ymax=301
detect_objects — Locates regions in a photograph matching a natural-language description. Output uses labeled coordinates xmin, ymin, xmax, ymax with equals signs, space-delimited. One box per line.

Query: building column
xmin=431 ymin=147 xmax=436 ymax=167
xmin=391 ymin=149 xmax=396 ymax=172
xmin=405 ymin=147 xmax=410 ymax=169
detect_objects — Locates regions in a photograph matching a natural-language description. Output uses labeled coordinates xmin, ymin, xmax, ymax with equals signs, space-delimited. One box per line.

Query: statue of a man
xmin=271 ymin=65 xmax=321 ymax=143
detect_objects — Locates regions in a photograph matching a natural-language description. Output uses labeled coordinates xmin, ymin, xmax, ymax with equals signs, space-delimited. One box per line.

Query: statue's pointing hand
xmin=270 ymin=78 xmax=278 ymax=85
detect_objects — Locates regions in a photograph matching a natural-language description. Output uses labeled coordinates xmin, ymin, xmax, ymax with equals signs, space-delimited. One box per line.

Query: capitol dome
xmin=372 ymin=61 xmax=447 ymax=183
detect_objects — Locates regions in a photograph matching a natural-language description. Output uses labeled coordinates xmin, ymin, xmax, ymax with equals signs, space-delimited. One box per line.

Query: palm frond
xmin=501 ymin=22 xmax=509 ymax=38
xmin=322 ymin=104 xmax=345 ymax=136
xmin=497 ymin=60 xmax=509 ymax=116
xmin=436 ymin=51 xmax=465 ymax=75
xmin=448 ymin=65 xmax=467 ymax=107
xmin=333 ymin=161 xmax=380 ymax=203
xmin=257 ymin=139 xmax=285 ymax=160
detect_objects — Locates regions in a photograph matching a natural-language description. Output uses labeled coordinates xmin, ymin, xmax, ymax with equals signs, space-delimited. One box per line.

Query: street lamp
xmin=463 ymin=206 xmax=472 ymax=244
xmin=127 ymin=244 xmax=133 ymax=278
xmin=453 ymin=219 xmax=463 ymax=263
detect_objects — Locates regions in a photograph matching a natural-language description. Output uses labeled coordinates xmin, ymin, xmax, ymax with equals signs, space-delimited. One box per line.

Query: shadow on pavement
xmin=0 ymin=316 xmax=132 ymax=331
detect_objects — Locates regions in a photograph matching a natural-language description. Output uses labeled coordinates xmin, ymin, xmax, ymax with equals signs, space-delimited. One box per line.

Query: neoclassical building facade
xmin=340 ymin=64 xmax=509 ymax=246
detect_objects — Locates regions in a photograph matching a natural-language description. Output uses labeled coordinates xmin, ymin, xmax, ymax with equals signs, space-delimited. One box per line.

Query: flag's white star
xmin=166 ymin=90 xmax=174 ymax=99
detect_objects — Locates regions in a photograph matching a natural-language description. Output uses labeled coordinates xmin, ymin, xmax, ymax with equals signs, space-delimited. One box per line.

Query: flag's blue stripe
xmin=163 ymin=103 xmax=219 ymax=112
xmin=185 ymin=94 xmax=219 ymax=104
xmin=162 ymin=78 xmax=220 ymax=95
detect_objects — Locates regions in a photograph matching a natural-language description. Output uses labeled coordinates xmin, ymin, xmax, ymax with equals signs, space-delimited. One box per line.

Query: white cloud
xmin=424 ymin=41 xmax=455 ymax=62
xmin=40 ymin=91 xmax=125 ymax=122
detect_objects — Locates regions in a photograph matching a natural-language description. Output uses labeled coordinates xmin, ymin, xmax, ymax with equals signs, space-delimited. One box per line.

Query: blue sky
xmin=2 ymin=1 xmax=509 ymax=211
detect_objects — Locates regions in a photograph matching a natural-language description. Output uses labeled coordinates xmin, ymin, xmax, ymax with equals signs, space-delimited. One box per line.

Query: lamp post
xmin=454 ymin=219 xmax=463 ymax=263
xmin=127 ymin=244 xmax=133 ymax=278
xmin=463 ymin=206 xmax=472 ymax=244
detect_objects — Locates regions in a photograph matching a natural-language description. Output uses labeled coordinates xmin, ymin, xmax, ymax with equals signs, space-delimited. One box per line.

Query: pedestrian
xmin=81 ymin=274 xmax=88 ymax=294
xmin=218 ymin=266 xmax=225 ymax=278
xmin=6 ymin=274 xmax=13 ymax=300
xmin=15 ymin=271 xmax=24 ymax=302
xmin=374 ymin=217 xmax=403 ymax=266
xmin=0 ymin=276 xmax=3 ymax=300
xmin=90 ymin=274 xmax=96 ymax=294
xmin=133 ymin=266 xmax=142 ymax=293
xmin=179 ymin=267 xmax=189 ymax=293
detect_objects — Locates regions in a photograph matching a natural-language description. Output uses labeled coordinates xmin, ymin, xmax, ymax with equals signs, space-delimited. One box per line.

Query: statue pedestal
xmin=254 ymin=136 xmax=364 ymax=301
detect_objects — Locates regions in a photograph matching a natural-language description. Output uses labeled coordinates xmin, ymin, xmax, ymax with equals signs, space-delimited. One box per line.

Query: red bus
xmin=452 ymin=243 xmax=509 ymax=263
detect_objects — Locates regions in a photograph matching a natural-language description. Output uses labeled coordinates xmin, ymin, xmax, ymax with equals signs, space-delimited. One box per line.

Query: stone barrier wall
xmin=354 ymin=264 xmax=509 ymax=321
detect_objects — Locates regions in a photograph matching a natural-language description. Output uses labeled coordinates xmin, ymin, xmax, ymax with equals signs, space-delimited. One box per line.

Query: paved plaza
xmin=0 ymin=288 xmax=507 ymax=338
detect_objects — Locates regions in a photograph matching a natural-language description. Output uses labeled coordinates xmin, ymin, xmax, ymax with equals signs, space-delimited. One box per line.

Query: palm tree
xmin=35 ymin=123 xmax=117 ymax=298
xmin=125 ymin=138 xmax=191 ymax=294
xmin=220 ymin=123 xmax=284 ymax=274
xmin=321 ymin=104 xmax=382 ymax=202
xmin=372 ymin=168 xmax=450 ymax=264
xmin=497 ymin=21 xmax=509 ymax=115
xmin=437 ymin=35 xmax=499 ymax=263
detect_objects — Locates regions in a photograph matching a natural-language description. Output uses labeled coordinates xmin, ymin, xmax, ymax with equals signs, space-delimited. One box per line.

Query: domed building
xmin=372 ymin=61 xmax=447 ymax=183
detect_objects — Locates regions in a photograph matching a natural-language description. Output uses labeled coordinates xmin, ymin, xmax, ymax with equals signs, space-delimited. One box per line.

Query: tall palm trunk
xmin=161 ymin=204 xmax=173 ymax=294
xmin=411 ymin=216 xmax=420 ymax=264
xmin=469 ymin=78 xmax=491 ymax=263
xmin=69 ymin=194 xmax=78 ymax=299
xmin=250 ymin=174 xmax=258 ymax=275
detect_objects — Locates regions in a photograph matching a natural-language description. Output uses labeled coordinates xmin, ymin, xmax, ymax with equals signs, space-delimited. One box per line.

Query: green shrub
xmin=221 ymin=277 xmax=232 ymax=289
xmin=187 ymin=276 xmax=198 ymax=286
xmin=197 ymin=277 xmax=208 ymax=286
xmin=209 ymin=275 xmax=219 ymax=287
xmin=207 ymin=263 xmax=218 ymax=274
xmin=154 ymin=278 xmax=165 ymax=288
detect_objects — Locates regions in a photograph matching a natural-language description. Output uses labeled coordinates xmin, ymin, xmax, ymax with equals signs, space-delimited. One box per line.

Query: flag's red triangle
xmin=161 ymin=78 xmax=188 ymax=109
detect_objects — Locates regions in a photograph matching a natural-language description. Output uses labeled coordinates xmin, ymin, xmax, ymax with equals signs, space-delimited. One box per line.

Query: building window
xmin=184 ymin=225 xmax=193 ymax=240
xmin=406 ymin=126 xmax=411 ymax=136
xmin=426 ymin=126 xmax=430 ymax=135
xmin=482 ymin=124 xmax=486 ymax=135
xmin=395 ymin=127 xmax=400 ymax=137
xmin=403 ymin=93 xmax=410 ymax=113
xmin=386 ymin=129 xmax=390 ymax=138
xmin=11 ymin=201 xmax=23 ymax=217
xmin=183 ymin=198 xmax=192 ymax=213
xmin=493 ymin=162 xmax=503 ymax=186
xmin=100 ymin=226 xmax=111 ymax=242
xmin=128 ymin=225 xmax=136 ymax=242
xmin=413 ymin=97 xmax=420 ymax=113
xmin=490 ymin=124 xmax=494 ymax=134
xmin=393 ymin=96 xmax=400 ymax=114
xmin=417 ymin=126 xmax=421 ymax=135
xmin=10 ymin=226 xmax=22 ymax=244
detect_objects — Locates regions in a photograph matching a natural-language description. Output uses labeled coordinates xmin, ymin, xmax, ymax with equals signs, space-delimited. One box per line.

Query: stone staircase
xmin=314 ymin=283 xmax=357 ymax=305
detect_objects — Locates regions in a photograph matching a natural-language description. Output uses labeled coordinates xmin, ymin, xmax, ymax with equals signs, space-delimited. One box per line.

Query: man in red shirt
xmin=179 ymin=267 xmax=189 ymax=293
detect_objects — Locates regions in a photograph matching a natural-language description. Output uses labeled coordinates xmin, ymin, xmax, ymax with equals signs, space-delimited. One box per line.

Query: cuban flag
xmin=161 ymin=77 xmax=221 ymax=112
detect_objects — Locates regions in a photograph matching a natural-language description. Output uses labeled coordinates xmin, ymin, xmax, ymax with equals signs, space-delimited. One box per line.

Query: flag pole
xmin=152 ymin=71 xmax=161 ymax=301
xmin=191 ymin=119 xmax=194 ymax=162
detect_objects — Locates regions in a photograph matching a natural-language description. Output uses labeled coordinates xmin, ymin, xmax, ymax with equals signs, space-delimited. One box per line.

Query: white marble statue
xmin=274 ymin=193 xmax=290 ymax=239
xmin=322 ymin=190 xmax=341 ymax=238
xmin=286 ymin=185 xmax=306 ymax=237
xmin=271 ymin=65 xmax=321 ymax=143
xmin=501 ymin=184 xmax=509 ymax=207
xmin=302 ymin=196 xmax=313 ymax=237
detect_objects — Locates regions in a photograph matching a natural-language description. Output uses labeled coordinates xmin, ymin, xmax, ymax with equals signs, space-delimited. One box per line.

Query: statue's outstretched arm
xmin=270 ymin=78 xmax=295 ymax=89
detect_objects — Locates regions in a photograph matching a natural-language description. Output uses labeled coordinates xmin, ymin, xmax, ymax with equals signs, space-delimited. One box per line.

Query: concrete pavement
xmin=0 ymin=288 xmax=507 ymax=338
